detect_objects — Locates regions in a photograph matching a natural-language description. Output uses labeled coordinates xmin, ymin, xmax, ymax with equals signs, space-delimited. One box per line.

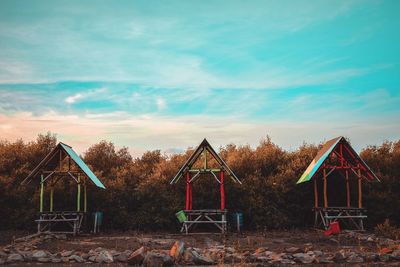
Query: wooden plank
xmin=323 ymin=168 xmax=328 ymax=208
xmin=346 ymin=170 xmax=350 ymax=207
xmin=313 ymin=178 xmax=318 ymax=208
xmin=40 ymin=174 xmax=44 ymax=212
xmin=358 ymin=169 xmax=362 ymax=208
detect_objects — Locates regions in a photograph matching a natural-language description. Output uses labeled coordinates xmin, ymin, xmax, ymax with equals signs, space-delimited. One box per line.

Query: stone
xmin=32 ymin=250 xmax=47 ymax=258
xmin=69 ymin=254 xmax=84 ymax=263
xmin=116 ymin=253 xmax=128 ymax=262
xmin=379 ymin=253 xmax=390 ymax=262
xmin=143 ymin=253 xmax=164 ymax=267
xmin=96 ymin=250 xmax=114 ymax=263
xmin=183 ymin=248 xmax=194 ymax=263
xmin=0 ymin=251 xmax=7 ymax=258
xmin=61 ymin=257 xmax=69 ymax=263
xmin=7 ymin=253 xmax=24 ymax=263
xmin=254 ymin=247 xmax=268 ymax=255
xmin=0 ymin=258 xmax=5 ymax=265
xmin=347 ymin=254 xmax=364 ymax=263
xmin=281 ymin=258 xmax=296 ymax=264
xmin=285 ymin=247 xmax=301 ymax=253
xmin=169 ymin=240 xmax=185 ymax=261
xmin=88 ymin=255 xmax=96 ymax=262
xmin=333 ymin=251 xmax=347 ymax=262
xmin=60 ymin=250 xmax=74 ymax=257
xmin=37 ymin=257 xmax=51 ymax=263
xmin=52 ymin=258 xmax=62 ymax=263
xmin=190 ymin=249 xmax=214 ymax=265
xmin=365 ymin=252 xmax=379 ymax=262
xmin=317 ymin=256 xmax=334 ymax=264
xmin=391 ymin=249 xmax=400 ymax=260
xmin=128 ymin=246 xmax=146 ymax=265
xmin=293 ymin=253 xmax=314 ymax=264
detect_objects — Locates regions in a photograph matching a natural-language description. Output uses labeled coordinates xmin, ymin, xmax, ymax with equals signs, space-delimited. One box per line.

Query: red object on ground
xmin=324 ymin=221 xmax=341 ymax=235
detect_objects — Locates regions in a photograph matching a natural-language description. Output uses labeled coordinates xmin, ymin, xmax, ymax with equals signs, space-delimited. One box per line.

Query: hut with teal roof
xmin=297 ymin=136 xmax=380 ymax=230
xmin=22 ymin=142 xmax=106 ymax=235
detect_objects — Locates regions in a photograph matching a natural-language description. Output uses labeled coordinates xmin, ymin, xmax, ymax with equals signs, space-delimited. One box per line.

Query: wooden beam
xmin=186 ymin=172 xmax=190 ymax=210
xmin=84 ymin=183 xmax=87 ymax=213
xmin=313 ymin=178 xmax=318 ymax=208
xmin=323 ymin=168 xmax=328 ymax=208
xmin=346 ymin=170 xmax=350 ymax=208
xmin=220 ymin=171 xmax=225 ymax=210
xmin=40 ymin=174 xmax=44 ymax=213
xmin=77 ymin=174 xmax=81 ymax=212
xmin=358 ymin=169 xmax=362 ymax=208
xmin=50 ymin=187 xmax=54 ymax=212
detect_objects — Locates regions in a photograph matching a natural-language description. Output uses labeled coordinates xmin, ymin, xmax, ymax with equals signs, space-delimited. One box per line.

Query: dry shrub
xmin=375 ymin=219 xmax=400 ymax=240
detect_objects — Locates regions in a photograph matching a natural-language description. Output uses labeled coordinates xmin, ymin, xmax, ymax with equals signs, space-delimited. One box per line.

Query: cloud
xmin=65 ymin=93 xmax=83 ymax=104
xmin=156 ymin=97 xmax=166 ymax=111
xmin=0 ymin=110 xmax=398 ymax=157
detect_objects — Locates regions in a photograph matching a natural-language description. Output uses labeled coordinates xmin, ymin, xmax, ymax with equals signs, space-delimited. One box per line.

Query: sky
xmin=0 ymin=0 xmax=399 ymax=156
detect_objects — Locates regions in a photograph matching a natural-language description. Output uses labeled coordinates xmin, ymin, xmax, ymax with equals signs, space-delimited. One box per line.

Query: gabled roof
xmin=297 ymin=136 xmax=379 ymax=184
xmin=170 ymin=138 xmax=242 ymax=184
xmin=21 ymin=142 xmax=106 ymax=189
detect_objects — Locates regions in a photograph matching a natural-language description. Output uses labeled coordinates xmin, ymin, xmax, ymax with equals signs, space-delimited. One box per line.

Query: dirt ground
xmin=1 ymin=229 xmax=399 ymax=266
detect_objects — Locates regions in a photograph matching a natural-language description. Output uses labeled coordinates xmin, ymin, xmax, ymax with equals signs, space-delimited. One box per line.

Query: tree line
xmin=0 ymin=133 xmax=398 ymax=231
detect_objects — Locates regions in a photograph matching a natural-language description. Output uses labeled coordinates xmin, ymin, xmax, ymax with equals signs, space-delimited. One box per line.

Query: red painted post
xmin=220 ymin=171 xmax=225 ymax=210
xmin=186 ymin=172 xmax=190 ymax=210
xmin=189 ymin=180 xmax=193 ymax=210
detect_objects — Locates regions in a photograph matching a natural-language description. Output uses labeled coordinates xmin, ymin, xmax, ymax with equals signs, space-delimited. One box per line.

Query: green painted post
xmin=40 ymin=174 xmax=44 ymax=212
xmin=84 ymin=184 xmax=87 ymax=212
xmin=50 ymin=188 xmax=54 ymax=212
xmin=77 ymin=174 xmax=81 ymax=212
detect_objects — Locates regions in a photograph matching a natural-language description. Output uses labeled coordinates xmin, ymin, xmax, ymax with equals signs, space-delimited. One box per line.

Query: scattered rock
xmin=32 ymin=250 xmax=47 ymax=259
xmin=285 ymin=247 xmax=302 ymax=253
xmin=347 ymin=254 xmax=364 ymax=263
xmin=189 ymin=249 xmax=214 ymax=265
xmin=317 ymin=256 xmax=334 ymax=264
xmin=37 ymin=257 xmax=51 ymax=263
xmin=128 ymin=246 xmax=146 ymax=265
xmin=379 ymin=253 xmax=390 ymax=262
xmin=7 ymin=253 xmax=24 ymax=263
xmin=69 ymin=254 xmax=84 ymax=263
xmin=391 ymin=249 xmax=400 ymax=260
xmin=116 ymin=253 xmax=128 ymax=262
xmin=293 ymin=252 xmax=314 ymax=264
xmin=333 ymin=251 xmax=347 ymax=262
xmin=52 ymin=258 xmax=62 ymax=263
xmin=96 ymin=250 xmax=114 ymax=263
xmin=60 ymin=250 xmax=74 ymax=257
xmin=170 ymin=240 xmax=185 ymax=261
xmin=0 ymin=258 xmax=5 ymax=265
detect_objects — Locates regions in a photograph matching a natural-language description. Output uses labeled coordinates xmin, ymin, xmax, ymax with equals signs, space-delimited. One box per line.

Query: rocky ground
xmin=0 ymin=230 xmax=399 ymax=266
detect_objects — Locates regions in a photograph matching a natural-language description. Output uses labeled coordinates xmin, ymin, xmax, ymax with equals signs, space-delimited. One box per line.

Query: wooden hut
xmin=21 ymin=142 xmax=106 ymax=235
xmin=170 ymin=139 xmax=241 ymax=233
xmin=297 ymin=136 xmax=380 ymax=230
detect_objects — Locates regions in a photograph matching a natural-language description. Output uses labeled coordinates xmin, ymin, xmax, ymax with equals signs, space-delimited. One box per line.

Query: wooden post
xmin=220 ymin=171 xmax=225 ymax=210
xmin=313 ymin=178 xmax=318 ymax=208
xmin=84 ymin=183 xmax=87 ymax=212
xmin=186 ymin=172 xmax=190 ymax=210
xmin=77 ymin=174 xmax=81 ymax=212
xmin=40 ymin=174 xmax=44 ymax=212
xmin=346 ymin=170 xmax=350 ymax=207
xmin=204 ymin=148 xmax=207 ymax=169
xmin=358 ymin=169 xmax=362 ymax=208
xmin=50 ymin=187 xmax=54 ymax=212
xmin=323 ymin=168 xmax=328 ymax=208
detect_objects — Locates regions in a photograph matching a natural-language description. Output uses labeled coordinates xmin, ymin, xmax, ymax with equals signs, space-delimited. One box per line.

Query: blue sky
xmin=0 ymin=0 xmax=399 ymax=155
